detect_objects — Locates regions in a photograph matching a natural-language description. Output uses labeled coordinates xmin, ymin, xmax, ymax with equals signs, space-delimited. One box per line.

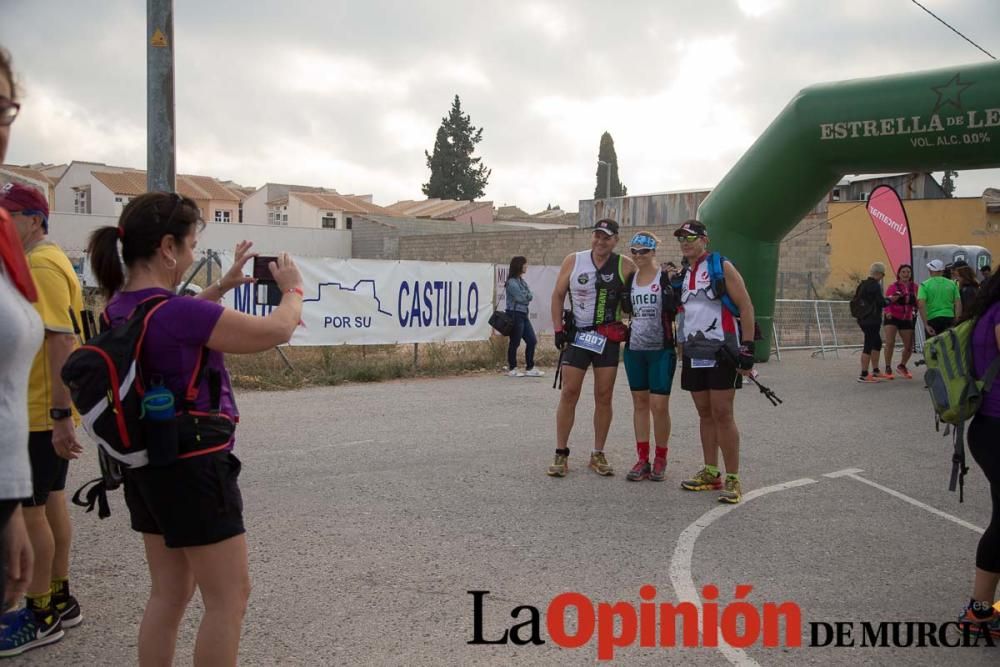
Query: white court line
xmin=824 ymin=468 xmax=985 ymax=535
xmin=668 ymin=477 xmax=818 ymax=667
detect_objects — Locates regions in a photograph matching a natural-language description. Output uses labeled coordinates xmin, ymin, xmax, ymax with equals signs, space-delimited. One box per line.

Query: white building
xmin=266 ymin=191 xmax=389 ymax=230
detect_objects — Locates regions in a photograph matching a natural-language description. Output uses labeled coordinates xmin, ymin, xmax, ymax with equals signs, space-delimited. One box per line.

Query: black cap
xmin=594 ymin=218 xmax=619 ymax=236
xmin=952 ymin=259 xmax=969 ymax=268
xmin=674 ymin=220 xmax=707 ymax=237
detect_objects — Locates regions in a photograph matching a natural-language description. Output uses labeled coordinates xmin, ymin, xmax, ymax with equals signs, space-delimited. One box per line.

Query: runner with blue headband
xmin=620 ymin=232 xmax=678 ymax=482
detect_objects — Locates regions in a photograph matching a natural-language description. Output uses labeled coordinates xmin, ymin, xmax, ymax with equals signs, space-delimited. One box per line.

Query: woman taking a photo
xmin=504 ymin=256 xmax=542 ymax=377
xmin=957 ymin=273 xmax=1000 ymax=637
xmin=88 ymin=192 xmax=304 ymax=666
xmin=882 ymin=264 xmax=917 ymax=380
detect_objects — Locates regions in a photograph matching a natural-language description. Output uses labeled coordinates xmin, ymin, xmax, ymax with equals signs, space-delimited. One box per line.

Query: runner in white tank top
xmin=547 ymin=219 xmax=636 ymax=478
xmin=673 ymin=221 xmax=756 ymax=504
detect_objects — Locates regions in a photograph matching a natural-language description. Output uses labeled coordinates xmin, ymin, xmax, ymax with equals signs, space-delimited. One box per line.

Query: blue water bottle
xmin=141 ymin=381 xmax=179 ymax=466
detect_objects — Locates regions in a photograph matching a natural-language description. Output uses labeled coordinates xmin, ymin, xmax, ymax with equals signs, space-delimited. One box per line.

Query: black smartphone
xmin=252 ymin=256 xmax=281 ymax=307
xmin=253 ymin=255 xmax=278 ymax=283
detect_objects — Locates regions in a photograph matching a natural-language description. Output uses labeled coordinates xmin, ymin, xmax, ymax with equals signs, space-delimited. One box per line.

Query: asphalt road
xmin=37 ymin=350 xmax=999 ymax=665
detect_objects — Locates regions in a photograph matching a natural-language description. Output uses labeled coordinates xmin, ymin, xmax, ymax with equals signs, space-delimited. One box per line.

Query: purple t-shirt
xmin=973 ymin=301 xmax=1000 ymax=418
xmin=105 ymin=288 xmax=239 ymax=446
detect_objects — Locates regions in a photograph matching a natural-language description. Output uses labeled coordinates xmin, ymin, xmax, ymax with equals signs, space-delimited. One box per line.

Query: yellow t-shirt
xmin=27 ymin=241 xmax=83 ymax=431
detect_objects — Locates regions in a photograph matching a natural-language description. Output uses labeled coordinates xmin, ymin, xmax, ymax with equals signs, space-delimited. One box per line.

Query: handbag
xmin=489 ymin=310 xmax=515 ymax=336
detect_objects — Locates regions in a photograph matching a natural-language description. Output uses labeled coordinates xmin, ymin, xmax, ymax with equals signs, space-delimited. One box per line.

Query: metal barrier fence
xmin=772 ymin=299 xmax=880 ymax=359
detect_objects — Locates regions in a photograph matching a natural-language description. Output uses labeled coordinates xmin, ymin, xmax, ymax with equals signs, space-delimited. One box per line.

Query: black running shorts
xmin=124 ymin=451 xmax=245 ymax=548
xmin=561 ymin=341 xmax=621 ymax=370
xmin=883 ymin=316 xmax=914 ymax=331
xmin=680 ymin=355 xmax=742 ymax=392
xmin=22 ymin=431 xmax=69 ymax=507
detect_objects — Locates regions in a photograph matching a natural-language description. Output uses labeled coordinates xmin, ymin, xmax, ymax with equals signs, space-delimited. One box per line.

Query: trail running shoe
xmin=0 ymin=607 xmax=64 ymax=657
xmin=857 ymin=374 xmax=879 ymax=383
xmin=650 ymin=457 xmax=668 ymax=482
xmin=53 ymin=594 xmax=83 ymax=629
xmin=626 ymin=460 xmax=650 ymax=481
xmin=882 ymin=369 xmax=894 ymax=380
xmin=719 ymin=477 xmax=742 ymax=504
xmin=871 ymin=370 xmax=884 ymax=381
xmin=897 ymin=364 xmax=913 ymax=379
xmin=681 ymin=467 xmax=723 ymax=491
xmin=547 ymin=453 xmax=568 ymax=477
xmin=957 ymin=607 xmax=1000 ymax=640
xmin=589 ymin=451 xmax=614 ymax=476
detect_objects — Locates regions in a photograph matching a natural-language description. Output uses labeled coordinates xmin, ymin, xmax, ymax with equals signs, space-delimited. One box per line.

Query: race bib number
xmin=572 ymin=330 xmax=607 ymax=354
xmin=690 ymin=358 xmax=717 ymax=369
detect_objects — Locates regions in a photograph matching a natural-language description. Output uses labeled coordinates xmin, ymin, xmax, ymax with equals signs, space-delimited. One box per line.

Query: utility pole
xmin=147 ymin=0 xmax=176 ymax=193
xmin=598 ymin=159 xmax=611 ymax=199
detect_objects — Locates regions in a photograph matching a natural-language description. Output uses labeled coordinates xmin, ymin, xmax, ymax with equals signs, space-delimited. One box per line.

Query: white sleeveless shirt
xmin=628 ymin=270 xmax=666 ymax=351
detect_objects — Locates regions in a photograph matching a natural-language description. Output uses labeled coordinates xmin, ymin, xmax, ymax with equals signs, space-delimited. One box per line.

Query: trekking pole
xmin=552 ymin=349 xmax=564 ymax=390
xmin=719 ymin=346 xmax=783 ymax=406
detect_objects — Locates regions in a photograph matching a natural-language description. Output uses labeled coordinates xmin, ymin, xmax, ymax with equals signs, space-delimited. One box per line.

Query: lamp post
xmin=597 ymin=159 xmax=611 ymax=200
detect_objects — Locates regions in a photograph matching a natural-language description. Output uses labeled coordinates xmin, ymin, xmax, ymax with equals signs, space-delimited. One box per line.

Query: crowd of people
xmin=854 ymin=257 xmax=992 ymax=382
xmin=851 ymin=254 xmax=1000 ymax=634
xmin=3 ymin=37 xmax=999 ymax=660
xmin=0 ymin=47 xmax=305 ymax=664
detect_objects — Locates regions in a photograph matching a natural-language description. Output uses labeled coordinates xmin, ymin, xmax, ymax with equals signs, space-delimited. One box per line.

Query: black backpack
xmin=62 ymin=294 xmax=235 ymax=517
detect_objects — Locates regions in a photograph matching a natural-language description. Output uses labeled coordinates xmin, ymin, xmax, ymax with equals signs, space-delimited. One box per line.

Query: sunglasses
xmin=0 ymin=98 xmax=20 ymax=127
xmin=676 ymin=235 xmax=703 ymax=243
xmin=630 ymin=248 xmax=653 ymax=256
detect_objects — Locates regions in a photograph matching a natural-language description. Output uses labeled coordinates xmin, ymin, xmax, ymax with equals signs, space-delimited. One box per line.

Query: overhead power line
xmin=909 ymin=0 xmax=996 ymax=60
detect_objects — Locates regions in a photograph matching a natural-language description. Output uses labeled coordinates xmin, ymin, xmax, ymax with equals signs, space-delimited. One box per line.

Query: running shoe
xmin=857 ymin=374 xmax=879 ymax=383
xmin=0 ymin=607 xmax=64 ymax=657
xmin=882 ymin=368 xmax=894 ymax=380
xmin=507 ymin=369 xmax=524 ymax=377
xmin=680 ymin=467 xmax=723 ymax=491
xmin=53 ymin=594 xmax=82 ymax=629
xmin=871 ymin=370 xmax=884 ymax=381
xmin=547 ymin=453 xmax=568 ymax=477
xmin=719 ymin=477 xmax=742 ymax=504
xmin=626 ymin=460 xmax=650 ymax=481
xmin=588 ymin=451 xmax=614 ymax=476
xmin=650 ymin=457 xmax=668 ymax=482
xmin=523 ymin=368 xmax=544 ymax=377
xmin=897 ymin=364 xmax=913 ymax=379
xmin=957 ymin=606 xmax=1000 ymax=640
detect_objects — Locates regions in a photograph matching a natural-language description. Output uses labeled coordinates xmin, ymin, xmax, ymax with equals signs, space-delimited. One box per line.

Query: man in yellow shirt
xmin=0 ymin=184 xmax=82 ymax=654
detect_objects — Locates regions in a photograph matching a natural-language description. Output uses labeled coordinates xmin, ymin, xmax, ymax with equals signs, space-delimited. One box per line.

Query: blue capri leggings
xmin=623 ymin=347 xmax=677 ymax=395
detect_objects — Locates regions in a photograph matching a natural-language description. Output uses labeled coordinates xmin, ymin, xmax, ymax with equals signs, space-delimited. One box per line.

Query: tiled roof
xmin=290 ymin=192 xmax=392 ymax=215
xmin=185 ymin=175 xmax=240 ymax=202
xmin=0 ymin=164 xmax=57 ymax=185
xmin=385 ymin=198 xmax=493 ymax=219
xmin=91 ymin=170 xmax=240 ymax=201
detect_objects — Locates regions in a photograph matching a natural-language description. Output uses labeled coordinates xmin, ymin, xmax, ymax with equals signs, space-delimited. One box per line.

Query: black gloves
xmin=737 ymin=342 xmax=755 ymax=370
xmin=555 ymin=329 xmax=569 ymax=350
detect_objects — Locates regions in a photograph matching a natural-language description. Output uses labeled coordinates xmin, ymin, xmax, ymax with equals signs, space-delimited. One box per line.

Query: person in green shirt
xmin=918 ymin=259 xmax=962 ymax=337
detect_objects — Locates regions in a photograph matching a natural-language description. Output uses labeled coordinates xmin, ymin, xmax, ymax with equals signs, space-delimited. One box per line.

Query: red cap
xmin=0 ymin=182 xmax=49 ymax=219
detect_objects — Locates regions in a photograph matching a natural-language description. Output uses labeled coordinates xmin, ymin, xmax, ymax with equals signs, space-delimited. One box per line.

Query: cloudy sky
xmin=2 ymin=0 xmax=999 ymax=211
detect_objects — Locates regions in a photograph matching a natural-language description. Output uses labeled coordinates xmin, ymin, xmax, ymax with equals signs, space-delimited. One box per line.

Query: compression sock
xmin=636 ymin=441 xmax=650 ymax=462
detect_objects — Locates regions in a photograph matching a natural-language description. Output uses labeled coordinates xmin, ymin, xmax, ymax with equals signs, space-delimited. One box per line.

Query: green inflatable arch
xmin=698 ymin=61 xmax=1000 ymax=361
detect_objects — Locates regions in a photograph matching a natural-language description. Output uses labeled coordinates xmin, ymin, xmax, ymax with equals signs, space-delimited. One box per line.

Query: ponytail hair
xmin=87 ymin=192 xmax=202 ymax=298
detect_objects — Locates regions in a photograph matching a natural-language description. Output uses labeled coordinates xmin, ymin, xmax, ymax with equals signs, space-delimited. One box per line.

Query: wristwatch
xmin=49 ymin=408 xmax=73 ymax=421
